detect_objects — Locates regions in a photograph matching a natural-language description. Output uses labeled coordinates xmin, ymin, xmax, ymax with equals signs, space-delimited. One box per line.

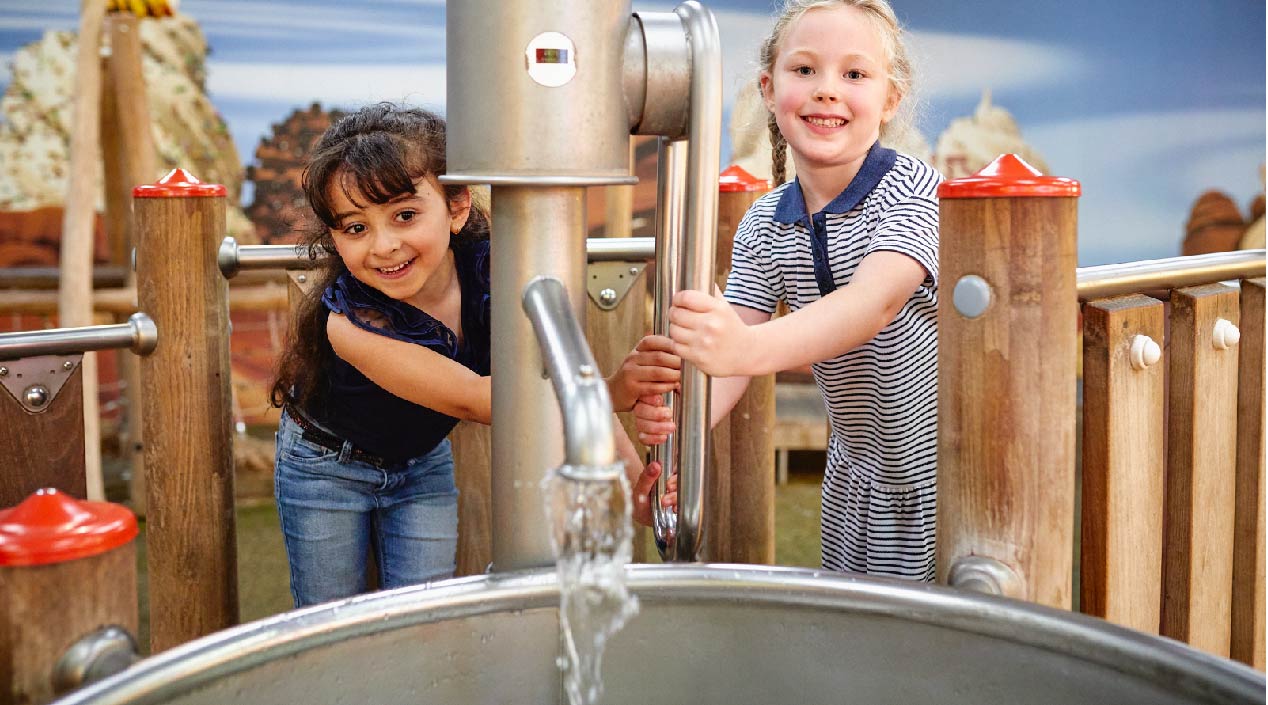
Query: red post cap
xmin=132 ymin=168 xmax=227 ymax=198
xmin=719 ymin=164 xmax=771 ymax=193
xmin=938 ymin=154 xmax=1081 ymax=199
xmin=0 ymin=488 xmax=138 ymax=567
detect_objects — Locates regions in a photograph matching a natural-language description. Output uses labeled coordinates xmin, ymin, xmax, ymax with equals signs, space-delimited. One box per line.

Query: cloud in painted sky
xmin=910 ymin=32 xmax=1090 ymax=101
xmin=207 ymin=62 xmax=446 ymax=107
xmin=1025 ymin=108 xmax=1264 ymax=265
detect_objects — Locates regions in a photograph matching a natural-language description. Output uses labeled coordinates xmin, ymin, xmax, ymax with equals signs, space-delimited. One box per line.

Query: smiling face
xmin=760 ymin=4 xmax=899 ymax=183
xmin=327 ymin=172 xmax=470 ymax=309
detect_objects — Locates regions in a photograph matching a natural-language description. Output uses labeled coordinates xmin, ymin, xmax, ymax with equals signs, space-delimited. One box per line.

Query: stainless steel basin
xmin=56 ymin=565 xmax=1263 ymax=705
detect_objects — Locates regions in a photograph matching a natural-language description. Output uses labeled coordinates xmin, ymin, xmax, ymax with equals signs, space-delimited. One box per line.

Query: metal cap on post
xmin=936 ymin=154 xmax=1082 ymax=608
xmin=0 ymin=489 xmax=140 ymax=703
xmin=132 ymin=168 xmax=238 ymax=650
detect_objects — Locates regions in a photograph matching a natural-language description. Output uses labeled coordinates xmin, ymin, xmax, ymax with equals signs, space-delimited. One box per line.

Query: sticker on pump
xmin=525 ymin=32 xmax=577 ymax=87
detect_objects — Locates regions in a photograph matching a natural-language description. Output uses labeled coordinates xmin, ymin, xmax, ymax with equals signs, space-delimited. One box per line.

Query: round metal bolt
xmin=947 ymin=555 xmax=1023 ymax=598
xmin=0 ymin=366 xmax=7 ymax=377
xmin=599 ymin=288 xmax=618 ymax=307
xmin=629 ymin=267 xmax=639 ymax=276
xmin=1129 ymin=334 xmax=1161 ymax=370
xmin=24 ymin=384 xmax=50 ymax=409
xmin=577 ymin=364 xmax=596 ymax=378
xmin=952 ymin=275 xmax=992 ymax=319
xmin=1212 ymin=318 xmax=1241 ymax=350
xmin=63 ymin=360 xmax=74 ymax=371
xmin=297 ymin=274 xmax=308 ymax=283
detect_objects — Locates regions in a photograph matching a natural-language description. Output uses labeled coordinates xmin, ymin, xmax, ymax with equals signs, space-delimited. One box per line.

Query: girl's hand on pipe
xmin=668 ymin=288 xmax=759 ymax=377
xmin=607 ymin=334 xmax=681 ymax=412
xmin=633 ymin=394 xmax=675 ymax=446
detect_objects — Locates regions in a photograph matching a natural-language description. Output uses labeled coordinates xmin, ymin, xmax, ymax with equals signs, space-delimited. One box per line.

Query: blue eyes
xmin=791 ymin=66 xmax=866 ymax=80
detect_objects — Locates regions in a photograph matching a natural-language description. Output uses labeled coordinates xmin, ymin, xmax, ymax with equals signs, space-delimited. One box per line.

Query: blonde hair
xmin=759 ymin=0 xmax=914 ymax=185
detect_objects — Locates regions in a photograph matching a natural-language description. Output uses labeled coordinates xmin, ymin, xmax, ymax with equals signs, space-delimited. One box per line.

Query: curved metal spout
xmin=522 ymin=276 xmax=621 ymax=480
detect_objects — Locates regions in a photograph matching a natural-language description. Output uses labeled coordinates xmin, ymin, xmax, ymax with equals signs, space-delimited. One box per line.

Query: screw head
xmin=63 ymin=360 xmax=74 ymax=371
xmin=24 ymin=385 xmax=49 ymax=409
xmin=0 ymin=366 xmax=7 ymax=377
xmin=599 ymin=288 xmax=618 ymax=307
xmin=578 ymin=364 xmax=596 ymax=378
xmin=297 ymin=274 xmax=308 ymax=283
xmin=952 ymin=275 xmax=992 ymax=319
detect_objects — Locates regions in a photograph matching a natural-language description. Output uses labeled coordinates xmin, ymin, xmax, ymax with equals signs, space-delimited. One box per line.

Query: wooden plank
xmin=1080 ymin=295 xmax=1164 ymax=633
xmin=59 ymin=0 xmax=107 ymax=503
xmin=1231 ymin=278 xmax=1265 ymax=670
xmin=101 ymin=12 xmax=159 ymax=518
xmin=450 ymin=422 xmax=492 ymax=576
xmin=136 ymin=187 xmax=238 ymax=652
xmin=1162 ymin=283 xmax=1240 ymax=656
xmin=936 ymin=196 xmax=1079 ymax=608
xmin=585 ymin=266 xmax=650 ymax=562
xmin=0 ymin=366 xmax=86 ymax=507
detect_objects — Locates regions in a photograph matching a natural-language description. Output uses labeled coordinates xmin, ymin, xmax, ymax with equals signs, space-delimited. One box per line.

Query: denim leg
xmin=274 ymin=411 xmax=375 ymax=608
xmin=374 ymin=439 xmax=460 ymax=589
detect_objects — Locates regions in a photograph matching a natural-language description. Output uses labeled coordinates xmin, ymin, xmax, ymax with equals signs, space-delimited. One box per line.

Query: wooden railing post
xmin=0 ymin=490 xmax=138 ymax=705
xmin=936 ymin=154 xmax=1081 ymax=608
xmin=134 ymin=169 xmax=237 ymax=651
xmin=704 ymin=166 xmax=774 ymax=564
xmin=1232 ymin=277 xmax=1265 ymax=670
xmin=1162 ymin=283 xmax=1240 ymax=656
xmin=1080 ymin=295 xmax=1165 ymax=632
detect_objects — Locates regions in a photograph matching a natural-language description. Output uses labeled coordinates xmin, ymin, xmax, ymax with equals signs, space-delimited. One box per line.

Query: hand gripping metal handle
xmin=626 ymin=1 xmax=722 ymax=560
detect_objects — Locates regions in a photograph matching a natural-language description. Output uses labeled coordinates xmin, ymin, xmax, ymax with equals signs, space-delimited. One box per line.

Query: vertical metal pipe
xmin=665 ymin=0 xmax=722 ymax=560
xmin=651 ymin=138 xmax=686 ymax=551
xmin=490 ymin=187 xmax=587 ymax=571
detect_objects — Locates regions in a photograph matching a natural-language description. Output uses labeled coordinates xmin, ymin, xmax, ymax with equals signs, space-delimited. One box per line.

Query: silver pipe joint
xmin=218 ymin=236 xmax=312 ymax=279
xmin=522 ymin=276 xmax=619 ymax=480
xmin=0 ymin=312 xmax=158 ymax=361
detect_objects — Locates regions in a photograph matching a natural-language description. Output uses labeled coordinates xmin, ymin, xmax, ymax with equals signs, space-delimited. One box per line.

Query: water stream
xmin=544 ymin=469 xmax=640 ymax=705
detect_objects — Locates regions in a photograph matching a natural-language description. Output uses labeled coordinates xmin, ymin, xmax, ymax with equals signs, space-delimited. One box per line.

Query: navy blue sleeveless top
xmin=306 ymin=238 xmax=491 ymax=465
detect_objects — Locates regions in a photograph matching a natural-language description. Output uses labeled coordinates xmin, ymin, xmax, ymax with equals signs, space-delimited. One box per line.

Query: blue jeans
xmin=274 ymin=410 xmax=459 ymax=608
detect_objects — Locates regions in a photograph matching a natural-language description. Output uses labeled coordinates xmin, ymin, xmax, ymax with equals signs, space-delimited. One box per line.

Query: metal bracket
xmin=0 ymin=354 xmax=83 ymax=414
xmin=586 ymin=261 xmax=646 ymax=311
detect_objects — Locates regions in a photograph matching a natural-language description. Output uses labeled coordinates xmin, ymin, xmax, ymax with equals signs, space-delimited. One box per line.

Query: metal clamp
xmin=586 ymin=261 xmax=646 ymax=311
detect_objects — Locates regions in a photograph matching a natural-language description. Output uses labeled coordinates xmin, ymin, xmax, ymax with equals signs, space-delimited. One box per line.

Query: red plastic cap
xmin=938 ymin=154 xmax=1081 ymax=199
xmin=719 ymin=165 xmax=771 ymax=193
xmin=0 ymin=488 xmax=138 ymax=566
xmin=132 ymin=168 xmax=227 ymax=198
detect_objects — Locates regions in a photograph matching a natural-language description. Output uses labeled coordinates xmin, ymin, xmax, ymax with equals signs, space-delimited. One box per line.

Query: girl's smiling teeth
xmin=804 ymin=115 xmax=847 ymax=127
xmin=377 ymin=257 xmax=416 ymax=276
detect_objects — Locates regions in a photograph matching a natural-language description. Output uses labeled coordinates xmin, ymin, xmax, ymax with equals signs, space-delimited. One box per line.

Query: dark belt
xmin=289 ymin=409 xmax=394 ymax=468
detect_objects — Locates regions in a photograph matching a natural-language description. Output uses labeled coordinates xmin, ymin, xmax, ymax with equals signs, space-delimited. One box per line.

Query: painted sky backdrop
xmin=0 ymin=0 xmax=1264 ymax=265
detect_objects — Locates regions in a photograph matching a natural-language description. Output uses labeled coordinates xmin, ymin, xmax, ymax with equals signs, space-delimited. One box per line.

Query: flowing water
xmin=544 ymin=469 xmax=640 ymax=705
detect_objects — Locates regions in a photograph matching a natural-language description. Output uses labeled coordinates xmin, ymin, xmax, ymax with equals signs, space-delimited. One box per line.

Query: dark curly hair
xmin=270 ymin=103 xmax=490 ymax=415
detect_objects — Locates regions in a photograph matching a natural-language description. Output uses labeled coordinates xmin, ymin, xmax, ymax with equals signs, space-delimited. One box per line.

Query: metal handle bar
xmin=1077 ymin=249 xmax=1265 ymax=300
xmin=0 ymin=312 xmax=157 ymax=361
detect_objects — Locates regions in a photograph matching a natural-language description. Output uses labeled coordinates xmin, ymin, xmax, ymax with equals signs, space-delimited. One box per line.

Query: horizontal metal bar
xmin=219 ymin=236 xmax=656 ymax=277
xmin=0 ymin=312 xmax=158 ymax=361
xmin=0 ymin=266 xmax=128 ymax=290
xmin=1077 ymin=249 xmax=1265 ymax=301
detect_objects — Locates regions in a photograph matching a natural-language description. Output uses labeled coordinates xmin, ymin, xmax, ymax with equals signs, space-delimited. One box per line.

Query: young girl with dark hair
xmin=272 ymin=103 xmax=676 ymax=607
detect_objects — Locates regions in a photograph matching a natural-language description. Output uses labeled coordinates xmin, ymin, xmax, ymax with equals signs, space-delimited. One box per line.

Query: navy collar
xmin=773 ymin=142 xmax=898 ymax=224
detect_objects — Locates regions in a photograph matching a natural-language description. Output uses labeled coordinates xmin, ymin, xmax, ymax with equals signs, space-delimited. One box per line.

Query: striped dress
xmin=723 ymin=144 xmax=942 ymax=581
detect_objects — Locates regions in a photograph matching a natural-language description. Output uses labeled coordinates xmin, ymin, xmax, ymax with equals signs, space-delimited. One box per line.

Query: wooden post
xmin=100 ymin=12 xmax=159 ymax=517
xmin=1162 ymin=283 xmax=1240 ymax=656
xmin=450 ymin=422 xmax=492 ymax=576
xmin=1080 ymin=295 xmax=1164 ymax=633
xmin=1231 ymin=278 xmax=1264 ymax=670
xmin=0 ymin=365 xmax=87 ymax=507
xmin=704 ymin=166 xmax=774 ymax=564
xmin=935 ymin=155 xmax=1081 ymax=608
xmin=60 ymin=0 xmax=107 ymax=502
xmin=0 ymin=489 xmax=138 ymax=705
xmin=134 ymin=169 xmax=237 ymax=652
xmin=585 ymin=264 xmax=651 ymax=562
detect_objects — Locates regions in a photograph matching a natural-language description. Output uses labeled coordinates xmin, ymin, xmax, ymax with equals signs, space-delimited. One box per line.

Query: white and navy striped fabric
xmin=723 ymin=144 xmax=941 ymax=581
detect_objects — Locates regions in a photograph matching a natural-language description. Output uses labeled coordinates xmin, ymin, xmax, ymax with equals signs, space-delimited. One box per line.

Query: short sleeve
xmin=865 ymin=162 xmax=941 ymax=288
xmin=722 ymin=201 xmax=785 ymax=314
